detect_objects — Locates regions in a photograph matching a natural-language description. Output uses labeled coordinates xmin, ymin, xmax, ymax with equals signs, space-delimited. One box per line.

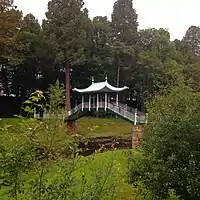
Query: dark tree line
xmin=1 ymin=0 xmax=200 ymax=111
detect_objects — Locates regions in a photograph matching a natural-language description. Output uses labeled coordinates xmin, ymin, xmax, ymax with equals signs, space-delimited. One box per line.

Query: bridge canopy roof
xmin=72 ymin=76 xmax=129 ymax=93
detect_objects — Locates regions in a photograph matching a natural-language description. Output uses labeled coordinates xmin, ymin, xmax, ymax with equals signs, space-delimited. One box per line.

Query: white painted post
xmin=134 ymin=109 xmax=137 ymax=125
xmin=93 ymin=96 xmax=95 ymax=108
xmin=145 ymin=113 xmax=148 ymax=124
xmin=105 ymin=93 xmax=107 ymax=111
xmin=89 ymin=94 xmax=91 ymax=111
xmin=99 ymin=96 xmax=101 ymax=108
xmin=116 ymin=93 xmax=119 ymax=107
xmin=97 ymin=94 xmax=99 ymax=111
xmin=34 ymin=108 xmax=37 ymax=118
xmin=43 ymin=108 xmax=47 ymax=119
xmin=82 ymin=95 xmax=84 ymax=111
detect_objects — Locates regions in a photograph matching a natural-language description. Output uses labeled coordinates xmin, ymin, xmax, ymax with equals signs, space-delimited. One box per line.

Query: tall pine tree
xmin=112 ymin=0 xmax=138 ymax=45
xmin=0 ymin=0 xmax=22 ymax=95
xmin=43 ymin=0 xmax=90 ymax=112
xmin=0 ymin=0 xmax=22 ymax=59
xmin=11 ymin=14 xmax=41 ymax=97
xmin=111 ymin=0 xmax=138 ymax=87
xmin=90 ymin=16 xmax=113 ymax=81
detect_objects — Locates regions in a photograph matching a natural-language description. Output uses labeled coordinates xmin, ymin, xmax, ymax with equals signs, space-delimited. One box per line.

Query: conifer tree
xmin=0 ymin=0 xmax=22 ymax=95
xmin=43 ymin=0 xmax=90 ymax=112
xmin=111 ymin=0 xmax=138 ymax=87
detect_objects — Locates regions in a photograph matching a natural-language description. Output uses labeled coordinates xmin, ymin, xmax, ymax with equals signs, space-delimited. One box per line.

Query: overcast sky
xmin=14 ymin=0 xmax=200 ymax=40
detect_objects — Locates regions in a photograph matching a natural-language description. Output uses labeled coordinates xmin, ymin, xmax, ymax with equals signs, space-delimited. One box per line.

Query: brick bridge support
xmin=67 ymin=120 xmax=77 ymax=135
xmin=132 ymin=126 xmax=142 ymax=148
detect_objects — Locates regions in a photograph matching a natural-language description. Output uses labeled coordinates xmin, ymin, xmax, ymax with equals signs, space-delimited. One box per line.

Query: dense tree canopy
xmin=183 ymin=25 xmax=200 ymax=56
xmin=1 ymin=0 xmax=200 ymax=111
xmin=42 ymin=0 xmax=90 ymax=111
xmin=129 ymin=86 xmax=200 ymax=199
xmin=11 ymin=14 xmax=42 ymax=97
xmin=0 ymin=0 xmax=22 ymax=95
xmin=90 ymin=16 xmax=112 ymax=80
xmin=112 ymin=0 xmax=138 ymax=44
xmin=111 ymin=0 xmax=138 ymax=87
xmin=0 ymin=0 xmax=22 ymax=60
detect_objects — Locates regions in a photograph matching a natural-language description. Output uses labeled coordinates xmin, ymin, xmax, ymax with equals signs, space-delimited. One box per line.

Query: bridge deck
xmin=34 ymin=102 xmax=147 ymax=124
xmin=68 ymin=102 xmax=147 ymax=124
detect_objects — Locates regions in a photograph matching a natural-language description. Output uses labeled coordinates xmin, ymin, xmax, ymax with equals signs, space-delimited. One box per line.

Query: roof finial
xmin=105 ymin=74 xmax=108 ymax=82
xmin=92 ymin=76 xmax=94 ymax=83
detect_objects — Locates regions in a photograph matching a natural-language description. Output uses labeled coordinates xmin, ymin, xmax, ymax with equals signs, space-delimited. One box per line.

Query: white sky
xmin=14 ymin=0 xmax=200 ymax=40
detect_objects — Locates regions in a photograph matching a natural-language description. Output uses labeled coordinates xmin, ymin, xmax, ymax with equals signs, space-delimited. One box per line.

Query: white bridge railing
xmin=34 ymin=102 xmax=148 ymax=124
xmin=107 ymin=103 xmax=147 ymax=124
xmin=67 ymin=101 xmax=147 ymax=124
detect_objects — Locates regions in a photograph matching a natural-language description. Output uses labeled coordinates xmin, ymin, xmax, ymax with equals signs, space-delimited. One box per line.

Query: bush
xmin=128 ymin=86 xmax=200 ymax=199
xmin=0 ymin=81 xmax=118 ymax=200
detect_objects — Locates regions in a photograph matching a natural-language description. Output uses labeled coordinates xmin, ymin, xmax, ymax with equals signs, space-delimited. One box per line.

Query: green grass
xmin=77 ymin=149 xmax=138 ymax=199
xmin=0 ymin=117 xmax=133 ymax=138
xmin=74 ymin=149 xmax=138 ymax=199
xmin=0 ymin=117 xmax=22 ymax=126
xmin=49 ymin=150 xmax=136 ymax=199
xmin=77 ymin=117 xmax=132 ymax=138
xmin=0 ymin=118 xmax=145 ymax=199
xmin=0 ymin=150 xmax=140 ymax=200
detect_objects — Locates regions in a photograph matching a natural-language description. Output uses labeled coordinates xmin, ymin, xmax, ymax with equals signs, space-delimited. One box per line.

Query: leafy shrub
xmin=0 ymin=81 xmax=118 ymax=200
xmin=128 ymin=86 xmax=200 ymax=199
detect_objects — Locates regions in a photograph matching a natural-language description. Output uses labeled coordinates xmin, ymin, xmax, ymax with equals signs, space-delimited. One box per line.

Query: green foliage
xmin=0 ymin=0 xmax=22 ymax=60
xmin=168 ymin=190 xmax=181 ymax=200
xmin=0 ymin=145 xmax=155 ymax=200
xmin=111 ymin=0 xmax=138 ymax=86
xmin=128 ymin=85 xmax=200 ymax=199
xmin=132 ymin=28 xmax=184 ymax=110
xmin=11 ymin=13 xmax=42 ymax=96
xmin=183 ymin=61 xmax=200 ymax=91
xmin=5 ymin=2 xmax=200 ymax=198
xmin=0 ymin=118 xmax=142 ymax=200
xmin=23 ymin=80 xmax=64 ymax=116
xmin=47 ymin=80 xmax=65 ymax=112
xmin=111 ymin=0 xmax=138 ymax=45
xmin=23 ymin=90 xmax=45 ymax=114
xmin=0 ymin=0 xmax=23 ymax=95
xmin=183 ymin=25 xmax=200 ymax=56
xmin=2 ymin=0 xmax=200 ymax=114
xmin=1 ymin=82 xmax=127 ymax=200
xmin=0 ymin=85 xmax=77 ymax=199
xmin=90 ymin=16 xmax=113 ymax=80
xmin=43 ymin=0 xmax=89 ymax=66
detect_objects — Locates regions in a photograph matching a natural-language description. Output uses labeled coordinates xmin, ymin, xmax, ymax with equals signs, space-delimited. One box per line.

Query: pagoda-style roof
xmin=73 ymin=77 xmax=129 ymax=93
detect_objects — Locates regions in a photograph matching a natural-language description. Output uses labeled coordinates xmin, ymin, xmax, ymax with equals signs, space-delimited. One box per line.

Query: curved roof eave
xmin=72 ymin=81 xmax=129 ymax=93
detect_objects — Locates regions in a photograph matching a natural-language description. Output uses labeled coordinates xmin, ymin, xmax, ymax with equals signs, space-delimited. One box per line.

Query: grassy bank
xmin=0 ymin=150 xmax=144 ymax=200
xmin=77 ymin=117 xmax=132 ymax=138
xmin=0 ymin=117 xmax=133 ymax=138
xmin=0 ymin=117 xmax=148 ymax=199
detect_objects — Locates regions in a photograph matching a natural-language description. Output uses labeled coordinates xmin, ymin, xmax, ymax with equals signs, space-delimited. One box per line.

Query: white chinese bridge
xmin=68 ymin=76 xmax=147 ymax=124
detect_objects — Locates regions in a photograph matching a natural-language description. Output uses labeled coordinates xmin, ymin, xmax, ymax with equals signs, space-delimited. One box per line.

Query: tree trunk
xmin=65 ymin=61 xmax=71 ymax=115
xmin=117 ymin=58 xmax=120 ymax=87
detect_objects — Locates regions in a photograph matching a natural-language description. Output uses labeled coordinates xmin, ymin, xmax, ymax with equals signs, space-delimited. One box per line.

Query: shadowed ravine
xmin=78 ymin=136 xmax=132 ymax=156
